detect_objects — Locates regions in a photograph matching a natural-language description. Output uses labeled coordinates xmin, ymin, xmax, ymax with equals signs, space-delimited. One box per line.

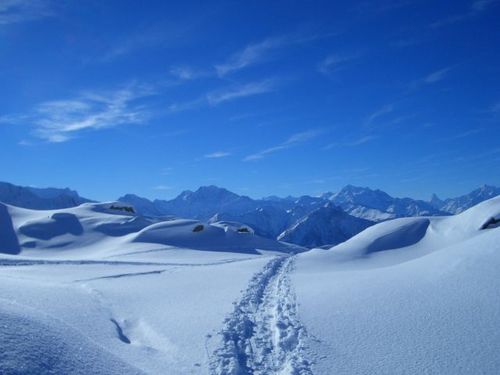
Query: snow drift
xmin=293 ymin=196 xmax=500 ymax=374
xmin=0 ymin=201 xmax=302 ymax=258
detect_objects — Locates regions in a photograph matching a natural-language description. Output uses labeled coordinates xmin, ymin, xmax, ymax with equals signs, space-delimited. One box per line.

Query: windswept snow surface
xmin=0 ymin=201 xmax=302 ymax=374
xmin=1 ymin=197 xmax=500 ymax=374
xmin=293 ymin=196 xmax=500 ymax=374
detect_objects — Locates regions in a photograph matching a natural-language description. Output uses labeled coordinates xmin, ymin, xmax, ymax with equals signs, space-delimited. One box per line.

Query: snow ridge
xmin=210 ymin=256 xmax=311 ymax=374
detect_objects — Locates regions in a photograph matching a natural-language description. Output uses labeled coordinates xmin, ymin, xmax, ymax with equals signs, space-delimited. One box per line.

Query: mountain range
xmin=1 ymin=181 xmax=498 ymax=248
xmin=0 ymin=181 xmax=92 ymax=210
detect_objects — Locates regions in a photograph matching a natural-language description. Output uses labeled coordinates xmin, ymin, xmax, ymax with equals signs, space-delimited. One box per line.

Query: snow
xmin=0 ymin=300 xmax=143 ymax=374
xmin=0 ymin=200 xmax=303 ymax=373
xmin=210 ymin=256 xmax=311 ymax=374
xmin=292 ymin=196 xmax=500 ymax=374
xmin=0 ymin=201 xmax=301 ymax=258
xmin=1 ymin=197 xmax=500 ymax=374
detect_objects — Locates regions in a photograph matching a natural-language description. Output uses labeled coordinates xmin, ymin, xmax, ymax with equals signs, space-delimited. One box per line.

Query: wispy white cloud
xmin=214 ymin=32 xmax=331 ymax=77
xmin=450 ymin=128 xmax=484 ymax=140
xmin=206 ymin=80 xmax=276 ymax=105
xmin=215 ymin=36 xmax=288 ymax=77
xmin=167 ymin=80 xmax=277 ymax=113
xmin=168 ymin=97 xmax=205 ymax=113
xmin=429 ymin=14 xmax=469 ymax=29
xmin=323 ymin=135 xmax=378 ymax=150
xmin=244 ymin=130 xmax=321 ymax=161
xmin=18 ymin=139 xmax=32 ymax=146
xmin=160 ymin=167 xmax=173 ymax=176
xmin=422 ymin=67 xmax=452 ymax=84
xmin=93 ymin=16 xmax=203 ymax=63
xmin=490 ymin=100 xmax=500 ymax=114
xmin=351 ymin=0 xmax=414 ymax=16
xmin=347 ymin=135 xmax=378 ymax=146
xmin=4 ymin=84 xmax=155 ymax=142
xmin=318 ymin=53 xmax=361 ymax=75
xmin=152 ymin=185 xmax=172 ymax=191
xmin=0 ymin=0 xmax=52 ymax=25
xmin=169 ymin=66 xmax=208 ymax=81
xmin=365 ymin=104 xmax=394 ymax=126
xmin=472 ymin=0 xmax=499 ymax=11
xmin=409 ymin=66 xmax=454 ymax=90
xmin=430 ymin=0 xmax=498 ymax=28
xmin=204 ymin=151 xmax=231 ymax=159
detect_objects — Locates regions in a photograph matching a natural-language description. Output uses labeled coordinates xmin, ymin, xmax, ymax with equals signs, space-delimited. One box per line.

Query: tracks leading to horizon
xmin=210 ymin=255 xmax=312 ymax=375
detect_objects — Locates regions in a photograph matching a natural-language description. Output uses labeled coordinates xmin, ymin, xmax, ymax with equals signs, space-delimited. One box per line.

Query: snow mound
xmin=132 ymin=219 xmax=298 ymax=254
xmin=293 ymin=196 xmax=500 ymax=374
xmin=317 ymin=195 xmax=500 ymax=262
xmin=0 ymin=201 xmax=300 ymax=258
xmin=19 ymin=212 xmax=84 ymax=240
xmin=0 ymin=203 xmax=20 ymax=255
xmin=336 ymin=217 xmax=430 ymax=256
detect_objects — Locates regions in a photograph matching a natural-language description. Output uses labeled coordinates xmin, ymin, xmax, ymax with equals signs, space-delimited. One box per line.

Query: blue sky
xmin=1 ymin=0 xmax=499 ymax=201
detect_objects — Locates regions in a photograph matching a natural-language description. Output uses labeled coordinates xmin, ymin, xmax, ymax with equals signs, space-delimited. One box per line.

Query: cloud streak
xmin=214 ymin=32 xmax=331 ymax=77
xmin=318 ymin=53 xmax=362 ymax=76
xmin=409 ymin=66 xmax=454 ymax=90
xmin=323 ymin=135 xmax=378 ymax=150
xmin=430 ymin=0 xmax=498 ymax=28
xmin=204 ymin=151 xmax=231 ymax=159
xmin=0 ymin=0 xmax=52 ymax=25
xmin=365 ymin=104 xmax=394 ymax=126
xmin=4 ymin=84 xmax=155 ymax=142
xmin=215 ymin=36 xmax=288 ymax=77
xmin=206 ymin=80 xmax=276 ymax=105
xmin=169 ymin=66 xmax=208 ymax=81
xmin=244 ymin=130 xmax=321 ymax=161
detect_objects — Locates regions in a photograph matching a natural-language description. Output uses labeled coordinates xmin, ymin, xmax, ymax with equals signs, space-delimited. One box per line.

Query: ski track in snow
xmin=72 ymin=268 xmax=176 ymax=282
xmin=210 ymin=255 xmax=312 ymax=375
xmin=0 ymin=256 xmax=260 ymax=268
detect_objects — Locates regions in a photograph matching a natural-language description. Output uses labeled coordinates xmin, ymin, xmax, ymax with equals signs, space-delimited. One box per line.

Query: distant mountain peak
xmin=0 ymin=181 xmax=91 ymax=210
xmin=437 ymin=185 xmax=500 ymax=214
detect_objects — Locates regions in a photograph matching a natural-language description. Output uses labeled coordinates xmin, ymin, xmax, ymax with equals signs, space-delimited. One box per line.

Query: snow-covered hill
xmin=3 ymin=181 xmax=499 ymax=249
xmin=293 ymin=196 xmax=500 ymax=374
xmin=1 ymin=196 xmax=499 ymax=373
xmin=0 ymin=201 xmax=302 ymax=258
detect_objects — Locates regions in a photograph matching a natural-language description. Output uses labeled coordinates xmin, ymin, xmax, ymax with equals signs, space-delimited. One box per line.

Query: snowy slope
xmin=292 ymin=196 xmax=500 ymax=374
xmin=0 ymin=201 xmax=302 ymax=259
xmin=0 ymin=301 xmax=143 ymax=374
xmin=0 ymin=251 xmax=277 ymax=374
xmin=0 ymin=201 xmax=303 ymax=374
xmin=1 ymin=196 xmax=500 ymax=374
